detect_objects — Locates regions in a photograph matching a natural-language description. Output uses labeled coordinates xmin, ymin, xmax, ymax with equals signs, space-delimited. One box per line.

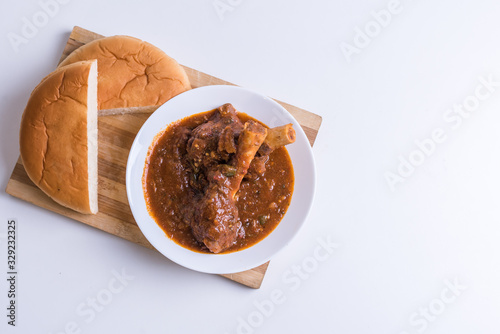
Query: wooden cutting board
xmin=5 ymin=26 xmax=322 ymax=289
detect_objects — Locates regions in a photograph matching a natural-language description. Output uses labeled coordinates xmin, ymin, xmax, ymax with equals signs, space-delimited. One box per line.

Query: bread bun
xmin=58 ymin=35 xmax=191 ymax=114
xmin=20 ymin=60 xmax=98 ymax=214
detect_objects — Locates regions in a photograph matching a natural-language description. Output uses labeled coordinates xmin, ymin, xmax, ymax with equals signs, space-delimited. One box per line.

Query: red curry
xmin=143 ymin=104 xmax=294 ymax=254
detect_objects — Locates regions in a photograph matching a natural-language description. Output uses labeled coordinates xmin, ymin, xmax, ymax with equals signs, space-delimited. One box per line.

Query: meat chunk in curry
xmin=190 ymin=119 xmax=267 ymax=253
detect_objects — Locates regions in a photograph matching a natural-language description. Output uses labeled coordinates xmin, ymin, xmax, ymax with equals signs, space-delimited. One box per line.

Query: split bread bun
xmin=20 ymin=60 xmax=98 ymax=214
xmin=58 ymin=35 xmax=191 ymax=115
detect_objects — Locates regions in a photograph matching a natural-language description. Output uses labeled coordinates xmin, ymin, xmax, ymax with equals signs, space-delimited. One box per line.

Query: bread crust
xmin=59 ymin=35 xmax=191 ymax=110
xmin=20 ymin=60 xmax=97 ymax=214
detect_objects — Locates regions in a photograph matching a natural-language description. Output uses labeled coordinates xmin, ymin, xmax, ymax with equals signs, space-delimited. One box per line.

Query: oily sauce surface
xmin=143 ymin=110 xmax=294 ymax=253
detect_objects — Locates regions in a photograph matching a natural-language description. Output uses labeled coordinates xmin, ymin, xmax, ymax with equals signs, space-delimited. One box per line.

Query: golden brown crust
xmin=20 ymin=60 xmax=97 ymax=214
xmin=58 ymin=35 xmax=191 ymax=110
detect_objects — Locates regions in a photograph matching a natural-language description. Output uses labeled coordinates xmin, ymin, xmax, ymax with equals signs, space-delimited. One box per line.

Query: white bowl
xmin=126 ymin=85 xmax=316 ymax=274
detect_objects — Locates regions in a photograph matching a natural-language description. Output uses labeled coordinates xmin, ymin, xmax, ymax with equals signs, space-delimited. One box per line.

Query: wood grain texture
xmin=6 ymin=26 xmax=322 ymax=289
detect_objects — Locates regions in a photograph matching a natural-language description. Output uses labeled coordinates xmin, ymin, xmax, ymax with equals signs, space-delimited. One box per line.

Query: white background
xmin=1 ymin=0 xmax=500 ymax=333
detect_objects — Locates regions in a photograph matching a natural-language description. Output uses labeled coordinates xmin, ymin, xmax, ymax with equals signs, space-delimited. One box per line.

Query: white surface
xmin=1 ymin=0 xmax=500 ymax=333
xmin=127 ymin=85 xmax=315 ymax=274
